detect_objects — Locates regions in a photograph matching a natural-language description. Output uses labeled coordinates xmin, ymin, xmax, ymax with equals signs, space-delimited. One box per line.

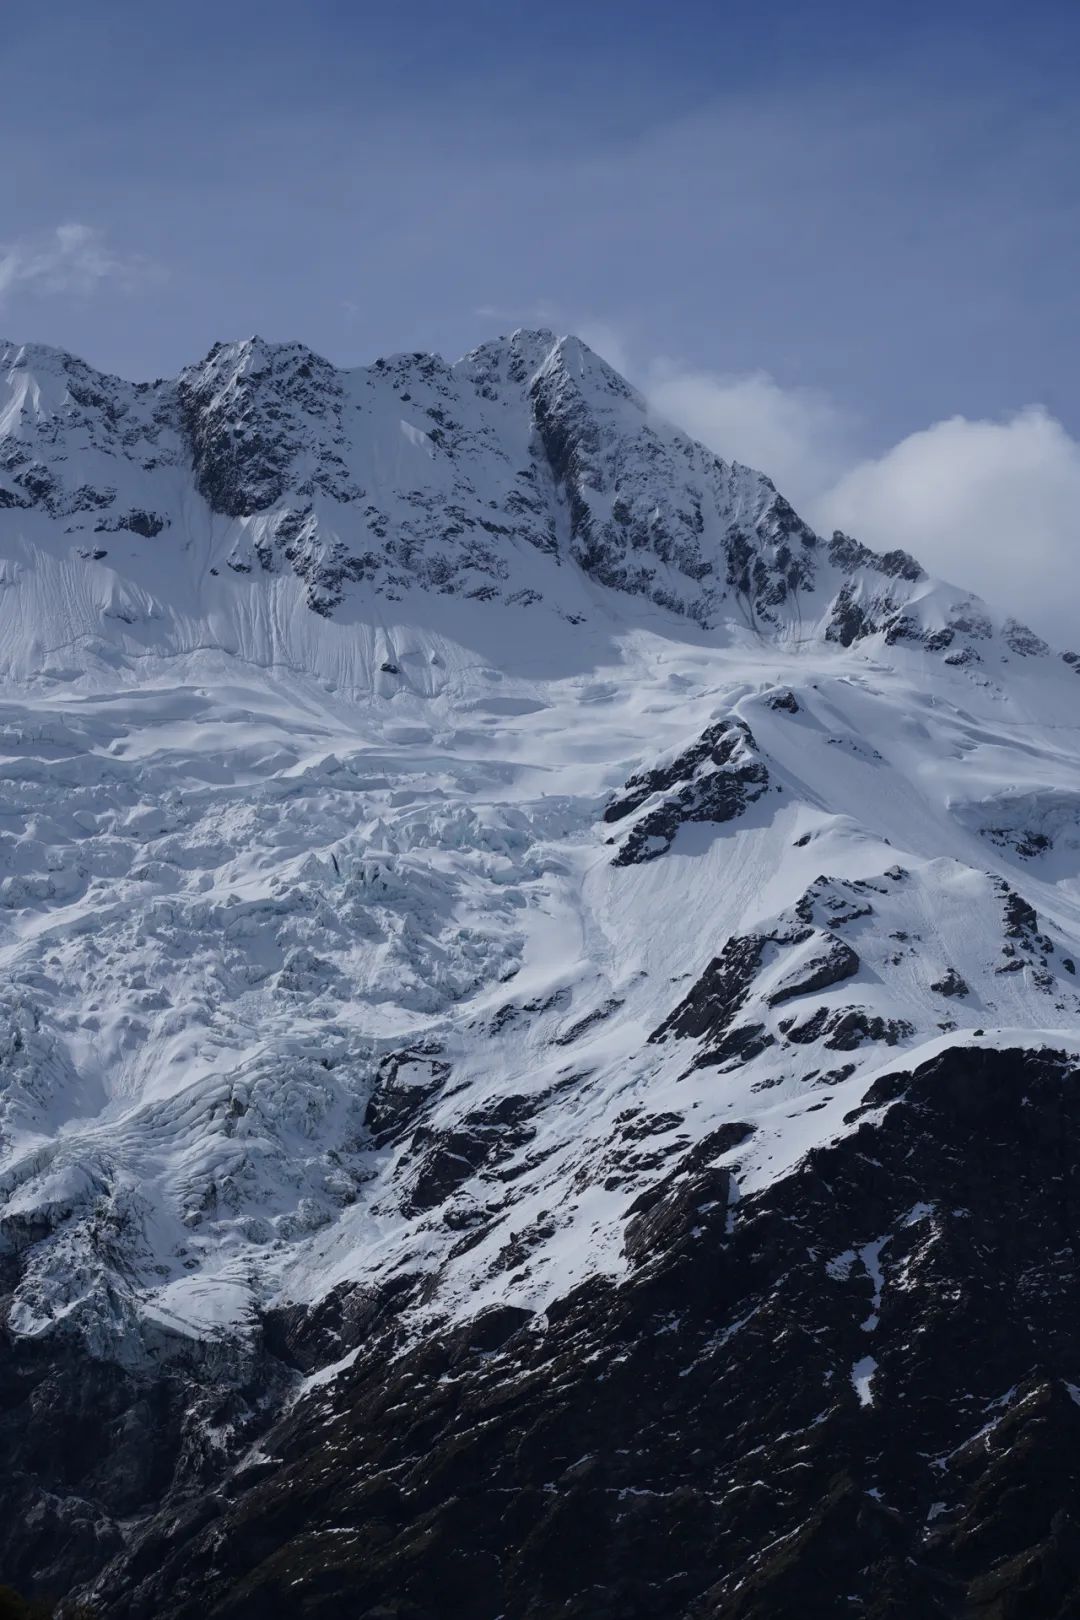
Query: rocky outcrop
xmin=780 ymin=1003 xmax=914 ymax=1050
xmin=766 ymin=934 xmax=860 ymax=1006
xmin=0 ymin=1314 xmax=288 ymax=1604
xmin=405 ymin=1095 xmax=537 ymax=1214
xmin=650 ymin=932 xmax=769 ymax=1048
xmin=176 ymin=340 xmax=356 ymax=518
xmin=605 ymin=718 xmax=770 ymax=864
xmin=930 ymin=967 xmax=969 ymax=998
xmin=364 ymin=1049 xmax=449 ymax=1143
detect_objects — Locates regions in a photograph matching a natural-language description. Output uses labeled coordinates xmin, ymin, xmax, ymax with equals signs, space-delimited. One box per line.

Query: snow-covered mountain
xmin=2 ymin=330 xmax=1080 ymax=1618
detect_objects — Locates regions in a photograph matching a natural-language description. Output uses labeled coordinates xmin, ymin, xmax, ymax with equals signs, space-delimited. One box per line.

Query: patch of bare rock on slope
xmin=92 ymin=1046 xmax=1080 ymax=1620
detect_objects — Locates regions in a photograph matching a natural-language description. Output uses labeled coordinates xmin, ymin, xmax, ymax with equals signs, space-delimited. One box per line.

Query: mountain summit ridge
xmin=1 ymin=327 xmax=1043 ymax=678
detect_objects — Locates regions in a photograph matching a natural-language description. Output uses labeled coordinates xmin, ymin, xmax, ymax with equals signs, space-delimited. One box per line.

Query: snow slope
xmin=2 ymin=329 xmax=1080 ymax=1372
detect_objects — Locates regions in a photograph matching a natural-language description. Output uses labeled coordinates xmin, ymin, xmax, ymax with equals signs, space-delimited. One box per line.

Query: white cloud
xmin=0 ymin=223 xmax=154 ymax=305
xmin=632 ymin=348 xmax=1080 ymax=648
xmin=647 ymin=365 xmax=852 ymax=501
xmin=813 ymin=408 xmax=1080 ymax=646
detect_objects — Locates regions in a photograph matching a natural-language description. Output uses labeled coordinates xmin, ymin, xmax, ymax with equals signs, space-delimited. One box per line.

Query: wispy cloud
xmin=0 ymin=223 xmax=158 ymax=305
xmin=658 ymin=362 xmax=1080 ymax=648
xmin=647 ymin=364 xmax=854 ymax=501
xmin=814 ymin=407 xmax=1080 ymax=648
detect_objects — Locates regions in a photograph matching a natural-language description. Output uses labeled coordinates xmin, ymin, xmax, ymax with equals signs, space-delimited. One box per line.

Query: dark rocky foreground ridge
xmin=22 ymin=1045 xmax=1072 ymax=1618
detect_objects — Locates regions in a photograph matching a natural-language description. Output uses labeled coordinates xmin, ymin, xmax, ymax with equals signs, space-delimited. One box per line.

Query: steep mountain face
xmin=2 ymin=327 xmax=1002 ymax=660
xmin=2 ymin=331 xmax=1080 ymax=1618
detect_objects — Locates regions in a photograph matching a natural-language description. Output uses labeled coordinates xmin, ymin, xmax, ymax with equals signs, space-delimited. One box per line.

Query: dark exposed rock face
xmin=828 ymin=531 xmax=923 ymax=583
xmin=0 ymin=1316 xmax=288 ymax=1605
xmin=651 ymin=913 xmax=869 ymax=1070
xmin=364 ymin=1048 xmax=449 ymax=1143
xmin=930 ymin=967 xmax=970 ymax=998
xmin=992 ymin=880 xmax=1059 ymax=990
xmin=884 ymin=614 xmax=956 ymax=653
xmin=819 ymin=535 xmax=1005 ymax=663
xmin=650 ymin=932 xmax=769 ymax=1049
xmin=821 ymin=535 xmax=930 ymax=650
xmin=621 ymin=1124 xmax=753 ymax=1270
xmin=766 ymin=688 xmax=800 ymax=713
xmin=985 ymin=826 xmax=1053 ymax=860
xmin=1003 ymin=619 xmax=1050 ymax=658
xmin=781 ymin=1003 xmax=914 ymax=1051
xmin=766 ymin=933 xmax=860 ymax=1006
xmin=94 ymin=507 xmax=169 ymax=537
xmin=177 ymin=341 xmax=355 ymax=519
xmin=826 ymin=582 xmax=875 ymax=647
xmin=82 ymin=1045 xmax=1080 ymax=1620
xmin=605 ymin=718 xmax=770 ymax=864
xmin=405 ymin=1095 xmax=537 ymax=1214
xmin=525 ymin=340 xmax=825 ymax=629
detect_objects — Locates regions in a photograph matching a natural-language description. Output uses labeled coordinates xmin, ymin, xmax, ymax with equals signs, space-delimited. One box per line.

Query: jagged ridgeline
xmin=4 ymin=326 xmax=1056 ymax=653
xmin=2 ymin=331 xmax=1080 ymax=1618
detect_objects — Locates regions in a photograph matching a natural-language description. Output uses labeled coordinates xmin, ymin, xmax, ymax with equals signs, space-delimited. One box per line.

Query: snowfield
xmin=2 ymin=327 xmax=1080 ymax=1369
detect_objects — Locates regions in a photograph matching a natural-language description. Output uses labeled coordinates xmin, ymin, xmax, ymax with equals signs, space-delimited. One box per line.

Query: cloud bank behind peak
xmin=638 ymin=352 xmax=1080 ymax=649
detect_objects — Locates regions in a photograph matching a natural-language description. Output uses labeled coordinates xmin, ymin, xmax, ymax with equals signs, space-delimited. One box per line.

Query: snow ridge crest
xmin=1 ymin=326 xmax=1016 ymax=656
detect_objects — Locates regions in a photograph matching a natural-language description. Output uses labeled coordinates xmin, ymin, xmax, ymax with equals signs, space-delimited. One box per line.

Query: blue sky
xmin=3 ymin=0 xmax=1076 ymax=422
xmin=4 ymin=1 xmax=1080 ymax=634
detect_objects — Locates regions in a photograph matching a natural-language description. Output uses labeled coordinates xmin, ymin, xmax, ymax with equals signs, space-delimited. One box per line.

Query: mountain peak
xmin=0 ymin=325 xmax=1055 ymax=674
